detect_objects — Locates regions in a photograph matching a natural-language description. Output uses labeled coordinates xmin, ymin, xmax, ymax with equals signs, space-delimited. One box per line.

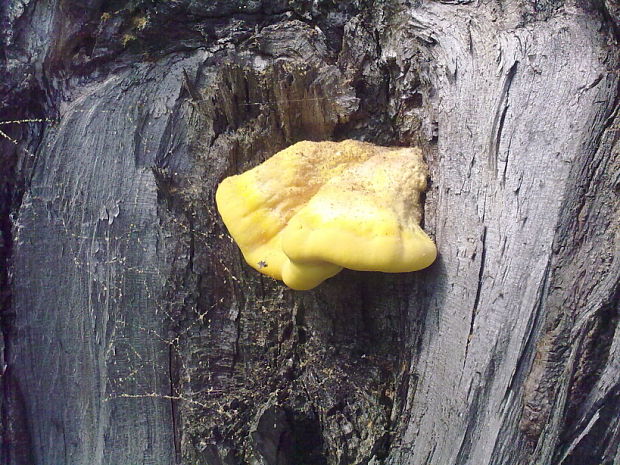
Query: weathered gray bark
xmin=0 ymin=1 xmax=618 ymax=464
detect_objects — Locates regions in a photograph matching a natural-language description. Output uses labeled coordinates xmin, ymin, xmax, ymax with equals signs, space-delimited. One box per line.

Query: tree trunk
xmin=1 ymin=1 xmax=618 ymax=464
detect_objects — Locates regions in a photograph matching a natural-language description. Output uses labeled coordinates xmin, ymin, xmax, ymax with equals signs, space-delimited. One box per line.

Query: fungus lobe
xmin=216 ymin=140 xmax=436 ymax=290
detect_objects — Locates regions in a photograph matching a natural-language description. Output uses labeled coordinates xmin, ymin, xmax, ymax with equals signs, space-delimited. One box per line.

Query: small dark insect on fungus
xmin=216 ymin=140 xmax=437 ymax=290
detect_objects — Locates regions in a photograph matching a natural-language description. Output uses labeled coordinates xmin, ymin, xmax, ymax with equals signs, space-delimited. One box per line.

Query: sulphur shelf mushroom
xmin=215 ymin=140 xmax=436 ymax=290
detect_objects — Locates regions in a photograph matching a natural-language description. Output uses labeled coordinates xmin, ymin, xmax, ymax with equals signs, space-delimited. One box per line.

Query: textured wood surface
xmin=0 ymin=1 xmax=618 ymax=464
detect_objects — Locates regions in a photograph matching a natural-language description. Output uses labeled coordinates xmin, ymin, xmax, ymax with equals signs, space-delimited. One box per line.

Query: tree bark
xmin=0 ymin=1 xmax=618 ymax=464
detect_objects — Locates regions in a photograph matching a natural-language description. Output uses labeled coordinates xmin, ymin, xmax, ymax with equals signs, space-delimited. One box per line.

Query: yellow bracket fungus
xmin=216 ymin=140 xmax=436 ymax=290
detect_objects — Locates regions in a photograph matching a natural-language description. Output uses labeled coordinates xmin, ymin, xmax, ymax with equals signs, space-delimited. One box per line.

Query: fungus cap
xmin=215 ymin=140 xmax=436 ymax=290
